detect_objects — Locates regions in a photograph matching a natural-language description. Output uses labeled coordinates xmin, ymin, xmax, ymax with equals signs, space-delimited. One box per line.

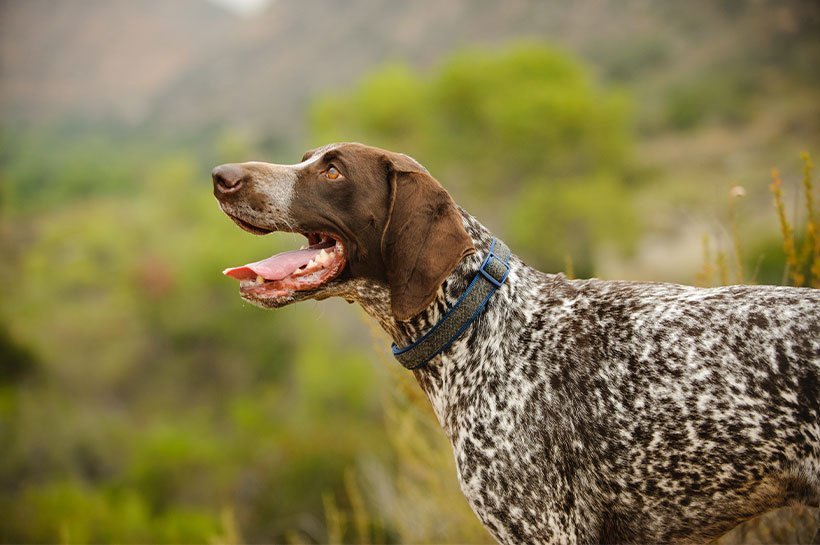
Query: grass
xmin=700 ymin=152 xmax=819 ymax=289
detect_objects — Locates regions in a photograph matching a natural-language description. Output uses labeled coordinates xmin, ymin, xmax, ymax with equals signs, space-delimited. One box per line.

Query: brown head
xmin=212 ymin=142 xmax=475 ymax=321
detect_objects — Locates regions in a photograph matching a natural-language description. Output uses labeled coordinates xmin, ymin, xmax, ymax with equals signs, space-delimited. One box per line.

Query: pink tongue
xmin=223 ymin=248 xmax=321 ymax=281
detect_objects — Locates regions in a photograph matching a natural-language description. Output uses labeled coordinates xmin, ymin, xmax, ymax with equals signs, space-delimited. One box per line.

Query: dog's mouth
xmin=222 ymin=226 xmax=347 ymax=302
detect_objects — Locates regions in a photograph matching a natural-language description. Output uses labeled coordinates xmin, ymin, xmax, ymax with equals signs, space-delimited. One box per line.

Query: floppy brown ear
xmin=380 ymin=155 xmax=475 ymax=321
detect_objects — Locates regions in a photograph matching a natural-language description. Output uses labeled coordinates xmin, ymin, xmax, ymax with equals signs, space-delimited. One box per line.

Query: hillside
xmin=2 ymin=0 xmax=817 ymax=138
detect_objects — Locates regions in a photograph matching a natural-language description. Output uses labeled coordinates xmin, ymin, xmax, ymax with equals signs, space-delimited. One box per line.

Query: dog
xmin=212 ymin=142 xmax=819 ymax=544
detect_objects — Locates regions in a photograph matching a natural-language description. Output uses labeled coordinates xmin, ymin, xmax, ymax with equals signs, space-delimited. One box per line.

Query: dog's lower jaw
xmin=239 ymin=291 xmax=294 ymax=309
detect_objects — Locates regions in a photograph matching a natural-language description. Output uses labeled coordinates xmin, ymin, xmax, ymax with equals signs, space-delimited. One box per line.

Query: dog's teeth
xmin=317 ymin=249 xmax=330 ymax=264
xmin=256 ymin=275 xmax=264 ymax=284
xmin=300 ymin=245 xmax=308 ymax=250
xmin=307 ymin=259 xmax=316 ymax=268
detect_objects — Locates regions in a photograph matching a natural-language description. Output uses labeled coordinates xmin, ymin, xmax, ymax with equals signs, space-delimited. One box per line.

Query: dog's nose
xmin=212 ymin=164 xmax=246 ymax=194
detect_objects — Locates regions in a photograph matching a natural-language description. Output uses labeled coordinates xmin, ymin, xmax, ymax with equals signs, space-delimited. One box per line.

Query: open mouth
xmin=223 ymin=232 xmax=347 ymax=299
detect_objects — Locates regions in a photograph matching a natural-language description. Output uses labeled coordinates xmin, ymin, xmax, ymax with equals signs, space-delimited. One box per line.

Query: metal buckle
xmin=479 ymin=251 xmax=510 ymax=288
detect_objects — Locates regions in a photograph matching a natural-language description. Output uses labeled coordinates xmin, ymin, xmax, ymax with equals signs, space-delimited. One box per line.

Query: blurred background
xmin=1 ymin=0 xmax=818 ymax=543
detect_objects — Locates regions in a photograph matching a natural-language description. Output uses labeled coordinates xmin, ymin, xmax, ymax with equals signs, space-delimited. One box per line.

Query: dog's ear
xmin=380 ymin=153 xmax=475 ymax=321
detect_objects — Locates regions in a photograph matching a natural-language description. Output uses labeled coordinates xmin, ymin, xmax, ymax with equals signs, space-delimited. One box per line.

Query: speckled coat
xmin=351 ymin=210 xmax=820 ymax=545
xmin=213 ymin=142 xmax=820 ymax=544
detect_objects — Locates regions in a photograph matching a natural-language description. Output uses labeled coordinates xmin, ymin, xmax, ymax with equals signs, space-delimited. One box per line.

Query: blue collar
xmin=391 ymin=238 xmax=512 ymax=370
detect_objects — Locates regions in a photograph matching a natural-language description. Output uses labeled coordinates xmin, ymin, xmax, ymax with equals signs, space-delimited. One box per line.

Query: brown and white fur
xmin=212 ymin=142 xmax=820 ymax=544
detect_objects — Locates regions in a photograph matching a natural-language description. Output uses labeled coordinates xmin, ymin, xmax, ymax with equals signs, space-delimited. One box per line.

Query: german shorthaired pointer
xmin=213 ymin=142 xmax=819 ymax=544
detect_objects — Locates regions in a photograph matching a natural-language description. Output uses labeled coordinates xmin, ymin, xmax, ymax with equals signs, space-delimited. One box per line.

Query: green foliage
xmin=0 ymin=142 xmax=388 ymax=543
xmin=311 ymin=43 xmax=639 ymax=275
xmin=600 ymin=37 xmax=671 ymax=82
xmin=6 ymin=480 xmax=220 ymax=544
xmin=663 ymin=67 xmax=759 ymax=131
xmin=0 ymin=125 xmax=144 ymax=213
xmin=0 ymin=324 xmax=38 ymax=385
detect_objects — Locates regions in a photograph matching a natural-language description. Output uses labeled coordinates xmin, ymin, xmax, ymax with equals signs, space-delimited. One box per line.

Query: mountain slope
xmin=1 ymin=0 xmax=817 ymax=138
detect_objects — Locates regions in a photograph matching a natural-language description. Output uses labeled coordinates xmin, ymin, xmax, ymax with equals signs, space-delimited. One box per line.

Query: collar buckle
xmin=478 ymin=244 xmax=510 ymax=288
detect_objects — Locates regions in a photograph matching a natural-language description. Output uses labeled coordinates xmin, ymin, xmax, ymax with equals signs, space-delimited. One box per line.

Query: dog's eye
xmin=323 ymin=166 xmax=341 ymax=180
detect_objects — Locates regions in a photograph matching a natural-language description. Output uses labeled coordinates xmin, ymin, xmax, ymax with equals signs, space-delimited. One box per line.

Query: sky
xmin=205 ymin=0 xmax=273 ymax=17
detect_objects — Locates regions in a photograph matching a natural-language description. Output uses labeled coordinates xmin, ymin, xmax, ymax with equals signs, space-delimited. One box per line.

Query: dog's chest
xmin=447 ymin=392 xmax=586 ymax=545
xmin=421 ymin=347 xmax=584 ymax=544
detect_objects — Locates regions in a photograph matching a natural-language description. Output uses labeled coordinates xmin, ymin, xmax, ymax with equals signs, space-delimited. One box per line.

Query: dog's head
xmin=213 ymin=142 xmax=474 ymax=321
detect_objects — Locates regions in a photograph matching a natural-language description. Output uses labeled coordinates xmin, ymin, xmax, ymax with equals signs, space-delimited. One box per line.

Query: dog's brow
xmin=294 ymin=152 xmax=324 ymax=168
xmin=302 ymin=143 xmax=340 ymax=161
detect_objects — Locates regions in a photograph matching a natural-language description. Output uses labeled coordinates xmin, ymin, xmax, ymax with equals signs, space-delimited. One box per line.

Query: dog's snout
xmin=212 ymin=164 xmax=246 ymax=194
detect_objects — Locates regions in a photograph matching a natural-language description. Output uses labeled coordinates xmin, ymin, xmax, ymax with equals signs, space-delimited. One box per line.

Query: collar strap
xmin=391 ymin=238 xmax=512 ymax=370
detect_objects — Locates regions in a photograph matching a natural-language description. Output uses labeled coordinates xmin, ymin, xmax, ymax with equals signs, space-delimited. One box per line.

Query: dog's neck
xmin=349 ymin=208 xmax=527 ymax=433
xmin=353 ymin=208 xmax=495 ymax=344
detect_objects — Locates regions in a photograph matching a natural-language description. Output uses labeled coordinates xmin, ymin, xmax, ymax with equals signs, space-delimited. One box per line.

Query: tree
xmin=311 ymin=43 xmax=639 ymax=275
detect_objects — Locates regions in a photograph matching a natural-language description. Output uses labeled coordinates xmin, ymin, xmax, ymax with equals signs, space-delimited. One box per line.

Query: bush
xmin=311 ymin=42 xmax=639 ymax=276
